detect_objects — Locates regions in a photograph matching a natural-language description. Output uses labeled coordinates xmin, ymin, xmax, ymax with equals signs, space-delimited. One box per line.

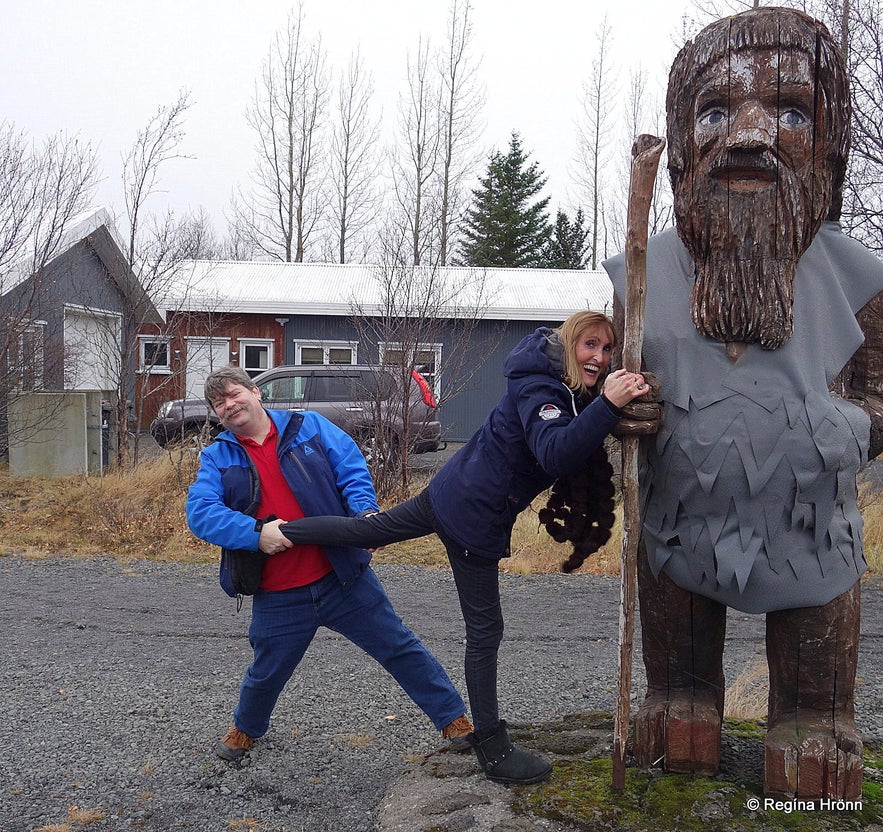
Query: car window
xmin=355 ymin=370 xmax=396 ymax=400
xmin=312 ymin=374 xmax=357 ymax=403
xmin=258 ymin=374 xmax=309 ymax=405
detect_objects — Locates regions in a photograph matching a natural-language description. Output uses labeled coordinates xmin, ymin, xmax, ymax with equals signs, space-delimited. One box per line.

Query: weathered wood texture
xmin=764 ymin=583 xmax=863 ymax=799
xmin=633 ymin=547 xmax=726 ymax=774
xmin=613 ymin=134 xmax=665 ymax=790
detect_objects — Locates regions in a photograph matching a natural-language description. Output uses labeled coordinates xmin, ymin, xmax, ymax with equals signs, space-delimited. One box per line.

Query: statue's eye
xmin=780 ymin=108 xmax=808 ymax=127
xmin=698 ymin=107 xmax=727 ymax=127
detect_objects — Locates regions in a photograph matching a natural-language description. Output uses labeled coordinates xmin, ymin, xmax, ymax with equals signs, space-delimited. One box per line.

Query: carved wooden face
xmin=673 ymin=44 xmax=834 ymax=349
xmin=692 ymin=48 xmax=822 ymax=201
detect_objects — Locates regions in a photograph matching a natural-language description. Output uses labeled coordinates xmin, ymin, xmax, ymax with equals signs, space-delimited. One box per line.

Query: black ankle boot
xmin=472 ymin=720 xmax=552 ymax=785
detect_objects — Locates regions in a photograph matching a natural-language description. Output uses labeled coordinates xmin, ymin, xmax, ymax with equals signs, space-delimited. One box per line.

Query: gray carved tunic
xmin=605 ymin=222 xmax=883 ymax=612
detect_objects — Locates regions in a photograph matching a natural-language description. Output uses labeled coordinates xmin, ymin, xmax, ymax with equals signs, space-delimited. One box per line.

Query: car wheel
xmin=168 ymin=424 xmax=217 ymax=450
xmin=358 ymin=433 xmax=399 ymax=467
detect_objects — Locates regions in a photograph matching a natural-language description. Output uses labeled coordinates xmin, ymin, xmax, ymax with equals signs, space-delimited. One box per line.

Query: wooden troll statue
xmin=605 ymin=7 xmax=883 ymax=798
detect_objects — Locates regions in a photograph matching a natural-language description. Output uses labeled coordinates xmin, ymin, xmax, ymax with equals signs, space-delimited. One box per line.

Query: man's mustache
xmin=708 ymin=148 xmax=779 ymax=178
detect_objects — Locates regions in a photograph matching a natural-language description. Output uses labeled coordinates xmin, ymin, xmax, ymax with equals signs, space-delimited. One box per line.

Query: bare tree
xmin=437 ymin=0 xmax=484 ymax=265
xmin=0 ymin=123 xmax=98 ymax=459
xmin=231 ymin=4 xmax=329 ymax=262
xmin=573 ymin=17 xmax=617 ymax=268
xmin=131 ymin=208 xmax=227 ymax=438
xmin=84 ymin=91 xmax=200 ymax=466
xmin=389 ymin=36 xmax=442 ymax=267
xmin=617 ymin=68 xmax=673 ymax=245
xmin=349 ymin=229 xmax=500 ymax=498
xmin=686 ymin=0 xmax=758 ymax=30
xmin=839 ymin=0 xmax=883 ymax=253
xmin=326 ymin=49 xmax=381 ymax=264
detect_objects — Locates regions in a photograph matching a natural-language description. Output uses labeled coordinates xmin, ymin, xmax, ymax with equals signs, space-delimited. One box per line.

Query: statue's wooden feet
xmin=764 ymin=711 xmax=863 ymax=799
xmin=634 ymin=691 xmax=722 ymax=774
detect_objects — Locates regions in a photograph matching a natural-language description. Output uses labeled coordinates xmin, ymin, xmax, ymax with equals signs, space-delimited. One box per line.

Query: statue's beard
xmin=674 ymin=150 xmax=829 ymax=350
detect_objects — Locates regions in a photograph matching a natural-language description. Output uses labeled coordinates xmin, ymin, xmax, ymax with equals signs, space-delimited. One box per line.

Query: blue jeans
xmin=233 ymin=567 xmax=466 ymax=738
xmin=281 ymin=491 xmax=505 ymax=733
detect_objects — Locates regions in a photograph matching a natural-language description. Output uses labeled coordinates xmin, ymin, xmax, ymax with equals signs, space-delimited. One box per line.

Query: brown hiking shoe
xmin=442 ymin=715 xmax=474 ymax=752
xmin=216 ymin=725 xmax=254 ymax=761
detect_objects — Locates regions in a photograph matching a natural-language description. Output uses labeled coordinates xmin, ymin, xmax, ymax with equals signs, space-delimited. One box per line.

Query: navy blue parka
xmin=428 ymin=327 xmax=622 ymax=559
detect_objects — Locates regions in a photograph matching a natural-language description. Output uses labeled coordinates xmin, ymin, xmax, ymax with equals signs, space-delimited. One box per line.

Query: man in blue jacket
xmin=186 ymin=366 xmax=472 ymax=761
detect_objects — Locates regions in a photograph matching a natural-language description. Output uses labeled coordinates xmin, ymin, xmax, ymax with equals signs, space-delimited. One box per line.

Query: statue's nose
xmin=726 ymin=101 xmax=776 ymax=150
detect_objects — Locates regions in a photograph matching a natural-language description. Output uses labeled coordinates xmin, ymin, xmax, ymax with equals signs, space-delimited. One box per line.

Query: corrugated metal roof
xmin=158 ymin=260 xmax=614 ymax=321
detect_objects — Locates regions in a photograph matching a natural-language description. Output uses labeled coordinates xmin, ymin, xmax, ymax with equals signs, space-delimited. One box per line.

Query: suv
xmin=150 ymin=365 xmax=442 ymax=456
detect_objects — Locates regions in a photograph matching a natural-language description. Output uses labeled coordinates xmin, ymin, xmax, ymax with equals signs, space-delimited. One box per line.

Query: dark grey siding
xmin=281 ymin=314 xmax=571 ymax=441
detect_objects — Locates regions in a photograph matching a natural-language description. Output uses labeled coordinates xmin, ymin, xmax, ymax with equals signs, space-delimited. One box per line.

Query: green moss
xmin=863 ymin=741 xmax=883 ymax=771
xmin=723 ymin=717 xmax=767 ymax=739
xmin=514 ymin=753 xmax=879 ymax=832
xmin=515 ymin=757 xmax=761 ymax=831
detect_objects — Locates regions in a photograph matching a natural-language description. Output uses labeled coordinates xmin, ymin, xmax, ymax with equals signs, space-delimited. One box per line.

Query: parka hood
xmin=504 ymin=328 xmax=565 ymax=384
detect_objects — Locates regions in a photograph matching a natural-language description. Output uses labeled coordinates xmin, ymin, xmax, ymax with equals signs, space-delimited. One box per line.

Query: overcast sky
xmin=1 ymin=0 xmax=693 ymax=240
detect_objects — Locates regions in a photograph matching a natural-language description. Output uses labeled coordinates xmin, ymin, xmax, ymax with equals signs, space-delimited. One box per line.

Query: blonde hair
xmin=554 ymin=310 xmax=616 ymax=395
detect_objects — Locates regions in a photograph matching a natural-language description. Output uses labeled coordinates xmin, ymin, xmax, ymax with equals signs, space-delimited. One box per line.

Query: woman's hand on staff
xmin=602 ymin=368 xmax=650 ymax=408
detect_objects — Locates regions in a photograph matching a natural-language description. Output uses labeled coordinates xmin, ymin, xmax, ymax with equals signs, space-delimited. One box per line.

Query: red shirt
xmin=237 ymin=420 xmax=333 ymax=590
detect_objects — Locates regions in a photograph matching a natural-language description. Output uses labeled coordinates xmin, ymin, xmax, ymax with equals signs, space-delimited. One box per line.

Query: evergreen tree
xmin=543 ymin=207 xmax=591 ymax=269
xmin=457 ymin=132 xmax=552 ymax=267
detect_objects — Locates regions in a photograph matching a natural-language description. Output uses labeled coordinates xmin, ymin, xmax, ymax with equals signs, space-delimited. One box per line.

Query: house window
xmin=139 ymin=336 xmax=172 ymax=374
xmin=295 ymin=341 xmax=357 ymax=365
xmin=380 ymin=342 xmax=442 ymax=398
xmin=9 ymin=321 xmax=46 ymax=391
xmin=238 ymin=339 xmax=274 ymax=378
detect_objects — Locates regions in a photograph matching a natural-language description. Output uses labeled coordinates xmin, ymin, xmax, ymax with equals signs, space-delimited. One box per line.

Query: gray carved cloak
xmin=604 ymin=222 xmax=883 ymax=612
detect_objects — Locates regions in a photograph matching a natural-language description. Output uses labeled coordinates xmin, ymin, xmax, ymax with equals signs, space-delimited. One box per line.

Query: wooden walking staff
xmin=612 ymin=133 xmax=665 ymax=790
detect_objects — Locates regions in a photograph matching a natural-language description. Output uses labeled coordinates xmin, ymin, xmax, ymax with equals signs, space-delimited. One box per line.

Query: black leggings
xmin=280 ymin=489 xmax=436 ymax=549
xmin=280 ymin=490 xmax=505 ymax=732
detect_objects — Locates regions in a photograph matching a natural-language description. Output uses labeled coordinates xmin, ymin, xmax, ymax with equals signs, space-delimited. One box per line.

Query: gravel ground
xmin=1 ymin=556 xmax=881 ymax=832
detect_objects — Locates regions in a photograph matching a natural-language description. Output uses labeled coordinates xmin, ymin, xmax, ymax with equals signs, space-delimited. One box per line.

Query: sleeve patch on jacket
xmin=538 ymin=404 xmax=562 ymax=421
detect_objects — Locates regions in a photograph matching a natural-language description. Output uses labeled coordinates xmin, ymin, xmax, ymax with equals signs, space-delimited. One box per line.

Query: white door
xmin=64 ymin=307 xmax=121 ymax=391
xmin=185 ymin=338 xmax=230 ymax=400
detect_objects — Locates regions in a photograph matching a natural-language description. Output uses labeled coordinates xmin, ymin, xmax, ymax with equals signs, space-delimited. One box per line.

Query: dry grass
xmin=341 ymin=732 xmax=378 ymax=748
xmin=1 ymin=456 xmax=882 ymax=579
xmin=859 ymin=479 xmax=883 ymax=574
xmin=66 ymin=807 xmax=105 ymax=826
xmin=723 ymin=652 xmax=770 ymax=720
xmin=32 ymin=806 xmax=106 ymax=832
xmin=0 ymin=452 xmax=214 ymax=562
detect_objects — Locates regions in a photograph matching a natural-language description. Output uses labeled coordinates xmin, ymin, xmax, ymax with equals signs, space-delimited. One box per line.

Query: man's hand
xmin=612 ymin=372 xmax=662 ymax=436
xmin=259 ymin=519 xmax=295 ymax=555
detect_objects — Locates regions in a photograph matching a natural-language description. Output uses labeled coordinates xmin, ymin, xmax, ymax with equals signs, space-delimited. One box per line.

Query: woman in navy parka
xmin=280 ymin=310 xmax=651 ymax=784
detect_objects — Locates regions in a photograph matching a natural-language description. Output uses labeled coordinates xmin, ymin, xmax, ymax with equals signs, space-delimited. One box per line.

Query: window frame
xmin=294 ymin=339 xmax=358 ymax=365
xmin=8 ymin=319 xmax=47 ymax=392
xmin=237 ymin=337 xmax=275 ymax=378
xmin=138 ymin=335 xmax=172 ymax=375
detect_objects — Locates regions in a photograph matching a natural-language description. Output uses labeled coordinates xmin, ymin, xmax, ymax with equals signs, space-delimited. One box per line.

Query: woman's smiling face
xmin=572 ymin=325 xmax=614 ymax=389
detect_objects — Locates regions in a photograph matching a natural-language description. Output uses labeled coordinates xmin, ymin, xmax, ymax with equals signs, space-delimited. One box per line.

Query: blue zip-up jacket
xmin=428 ymin=327 xmax=622 ymax=559
xmin=186 ymin=409 xmax=379 ymax=588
